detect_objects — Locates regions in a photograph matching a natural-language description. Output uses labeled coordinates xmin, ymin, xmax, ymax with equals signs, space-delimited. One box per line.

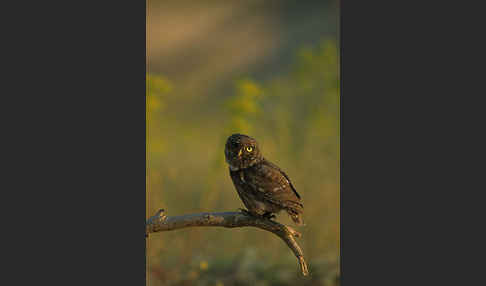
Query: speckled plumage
xmin=224 ymin=134 xmax=304 ymax=225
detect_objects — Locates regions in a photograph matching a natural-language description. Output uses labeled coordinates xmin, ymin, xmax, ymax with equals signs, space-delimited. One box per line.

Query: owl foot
xmin=238 ymin=208 xmax=253 ymax=217
xmin=262 ymin=212 xmax=276 ymax=220
xmin=239 ymin=209 xmax=276 ymax=221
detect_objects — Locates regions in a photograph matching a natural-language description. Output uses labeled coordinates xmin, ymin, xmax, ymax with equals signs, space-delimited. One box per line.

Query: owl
xmin=224 ymin=134 xmax=304 ymax=225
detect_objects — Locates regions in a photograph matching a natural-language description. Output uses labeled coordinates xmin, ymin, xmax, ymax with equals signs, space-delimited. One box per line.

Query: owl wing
xmin=261 ymin=159 xmax=301 ymax=200
xmin=244 ymin=160 xmax=302 ymax=207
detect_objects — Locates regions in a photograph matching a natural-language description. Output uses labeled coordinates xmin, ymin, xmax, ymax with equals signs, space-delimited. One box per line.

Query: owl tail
xmin=290 ymin=213 xmax=305 ymax=226
xmin=285 ymin=201 xmax=305 ymax=226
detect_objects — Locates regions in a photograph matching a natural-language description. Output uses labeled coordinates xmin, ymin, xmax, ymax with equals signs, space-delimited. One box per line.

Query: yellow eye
xmin=246 ymin=146 xmax=253 ymax=152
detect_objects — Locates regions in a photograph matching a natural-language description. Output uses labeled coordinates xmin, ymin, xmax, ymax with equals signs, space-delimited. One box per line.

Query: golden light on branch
xmin=146 ymin=209 xmax=309 ymax=276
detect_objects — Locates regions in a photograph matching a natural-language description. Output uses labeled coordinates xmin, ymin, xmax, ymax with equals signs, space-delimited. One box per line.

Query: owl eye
xmin=246 ymin=146 xmax=253 ymax=152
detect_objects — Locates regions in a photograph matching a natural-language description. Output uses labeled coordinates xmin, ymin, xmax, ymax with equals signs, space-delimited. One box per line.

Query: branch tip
xmin=299 ymin=256 xmax=309 ymax=276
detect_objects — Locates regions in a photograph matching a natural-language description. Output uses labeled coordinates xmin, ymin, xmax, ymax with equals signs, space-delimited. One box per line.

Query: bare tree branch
xmin=146 ymin=209 xmax=309 ymax=276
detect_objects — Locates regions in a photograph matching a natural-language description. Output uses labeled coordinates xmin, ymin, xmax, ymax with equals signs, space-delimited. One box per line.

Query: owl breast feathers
xmin=225 ymin=134 xmax=304 ymax=225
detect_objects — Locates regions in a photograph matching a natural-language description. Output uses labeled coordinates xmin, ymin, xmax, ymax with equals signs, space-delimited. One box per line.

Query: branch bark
xmin=146 ymin=209 xmax=308 ymax=276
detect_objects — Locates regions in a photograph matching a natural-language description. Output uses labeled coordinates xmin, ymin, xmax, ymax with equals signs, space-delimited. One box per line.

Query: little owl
xmin=224 ymin=134 xmax=304 ymax=225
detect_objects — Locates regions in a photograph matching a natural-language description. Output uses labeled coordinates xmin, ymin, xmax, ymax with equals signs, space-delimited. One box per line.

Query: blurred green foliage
xmin=225 ymin=79 xmax=263 ymax=135
xmin=146 ymin=74 xmax=172 ymax=155
xmin=147 ymin=39 xmax=339 ymax=286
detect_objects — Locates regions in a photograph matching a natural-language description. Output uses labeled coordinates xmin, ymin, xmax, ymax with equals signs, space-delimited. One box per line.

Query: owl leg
xmin=262 ymin=212 xmax=276 ymax=220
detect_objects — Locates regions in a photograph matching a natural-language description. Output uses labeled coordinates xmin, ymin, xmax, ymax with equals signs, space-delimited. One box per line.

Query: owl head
xmin=225 ymin=133 xmax=263 ymax=170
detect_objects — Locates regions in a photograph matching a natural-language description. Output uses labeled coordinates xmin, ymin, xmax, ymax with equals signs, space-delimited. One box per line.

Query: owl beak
xmin=238 ymin=149 xmax=243 ymax=157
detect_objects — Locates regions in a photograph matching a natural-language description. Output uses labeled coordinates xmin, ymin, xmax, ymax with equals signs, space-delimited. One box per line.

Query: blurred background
xmin=147 ymin=1 xmax=339 ymax=285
